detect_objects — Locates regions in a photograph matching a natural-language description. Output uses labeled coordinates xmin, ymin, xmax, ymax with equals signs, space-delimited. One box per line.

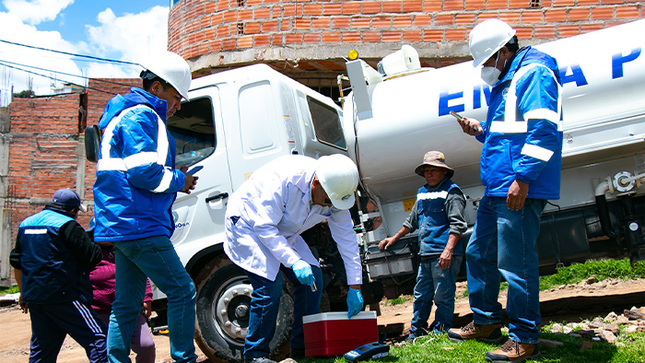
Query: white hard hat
xmin=141 ymin=51 xmax=191 ymax=100
xmin=316 ymin=154 xmax=359 ymax=210
xmin=469 ymin=19 xmax=516 ymax=67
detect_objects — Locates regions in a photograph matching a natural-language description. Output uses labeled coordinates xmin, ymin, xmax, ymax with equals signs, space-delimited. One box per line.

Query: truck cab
xmin=162 ymin=64 xmax=355 ymax=361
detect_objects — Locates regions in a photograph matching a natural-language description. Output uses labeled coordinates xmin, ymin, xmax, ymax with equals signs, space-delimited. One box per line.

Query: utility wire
xmin=0 ymin=58 xmax=138 ymax=89
xmin=0 ymin=60 xmax=125 ymax=96
xmin=0 ymin=38 xmax=141 ymax=66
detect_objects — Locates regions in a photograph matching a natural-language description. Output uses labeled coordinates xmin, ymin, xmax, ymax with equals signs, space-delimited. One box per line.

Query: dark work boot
xmin=485 ymin=338 xmax=541 ymax=362
xmin=447 ymin=321 xmax=505 ymax=344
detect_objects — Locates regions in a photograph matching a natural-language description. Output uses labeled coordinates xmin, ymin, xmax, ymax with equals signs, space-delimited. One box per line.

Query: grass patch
xmin=460 ymin=289 xmax=469 ymax=299
xmin=384 ymin=295 xmax=411 ymax=306
xmin=296 ymin=330 xmax=631 ymax=363
xmin=0 ymin=285 xmax=19 ymax=295
xmin=539 ymin=258 xmax=645 ymax=291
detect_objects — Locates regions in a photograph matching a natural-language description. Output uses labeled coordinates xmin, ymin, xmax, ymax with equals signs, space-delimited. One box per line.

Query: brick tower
xmin=168 ymin=0 xmax=643 ymax=98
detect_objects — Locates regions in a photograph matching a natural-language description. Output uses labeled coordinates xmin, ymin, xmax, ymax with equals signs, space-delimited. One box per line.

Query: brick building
xmin=0 ymin=1 xmax=643 ymax=285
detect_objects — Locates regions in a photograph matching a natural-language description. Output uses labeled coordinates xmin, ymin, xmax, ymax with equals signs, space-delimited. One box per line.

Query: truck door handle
xmin=205 ymin=193 xmax=229 ymax=203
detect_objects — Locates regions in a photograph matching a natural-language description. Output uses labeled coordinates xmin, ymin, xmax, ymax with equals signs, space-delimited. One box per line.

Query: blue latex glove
xmin=292 ymin=259 xmax=314 ymax=286
xmin=347 ymin=287 xmax=364 ymax=319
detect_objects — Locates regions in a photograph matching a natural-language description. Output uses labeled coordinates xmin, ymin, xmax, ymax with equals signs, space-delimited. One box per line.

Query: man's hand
xmin=507 ymin=180 xmax=529 ymax=210
xmin=142 ymin=301 xmax=152 ymax=319
xmin=346 ymin=287 xmax=363 ymax=319
xmin=438 ymin=248 xmax=453 ymax=270
xmin=379 ymin=237 xmax=396 ymax=251
xmin=292 ymin=259 xmax=315 ymax=286
xmin=179 ymin=166 xmax=198 ymax=194
xmin=457 ymin=117 xmax=483 ymax=136
xmin=19 ymin=294 xmax=28 ymax=314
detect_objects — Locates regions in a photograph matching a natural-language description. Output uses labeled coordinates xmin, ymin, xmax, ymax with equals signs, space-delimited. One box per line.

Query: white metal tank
xmin=343 ymin=19 xmax=645 ymax=207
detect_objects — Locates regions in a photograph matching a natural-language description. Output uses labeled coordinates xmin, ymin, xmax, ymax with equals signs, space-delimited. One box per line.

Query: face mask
xmin=481 ymin=67 xmax=502 ymax=86
xmin=480 ymin=51 xmax=502 ymax=86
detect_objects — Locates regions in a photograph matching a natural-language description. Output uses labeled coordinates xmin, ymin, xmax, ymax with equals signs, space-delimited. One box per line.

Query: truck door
xmin=167 ymin=86 xmax=232 ymax=261
xmin=225 ymin=79 xmax=293 ymax=189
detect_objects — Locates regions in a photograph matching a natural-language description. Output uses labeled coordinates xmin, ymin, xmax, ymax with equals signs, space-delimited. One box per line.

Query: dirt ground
xmin=2 ymin=278 xmax=645 ymax=362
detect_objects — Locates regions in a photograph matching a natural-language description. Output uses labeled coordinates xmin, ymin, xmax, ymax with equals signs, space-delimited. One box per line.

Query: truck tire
xmin=194 ymin=260 xmax=293 ymax=362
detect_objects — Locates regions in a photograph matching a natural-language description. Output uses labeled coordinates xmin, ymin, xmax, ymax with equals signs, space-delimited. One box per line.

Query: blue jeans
xmin=410 ymin=254 xmax=463 ymax=335
xmin=465 ymin=196 xmax=545 ymax=344
xmin=244 ymin=266 xmax=323 ymax=360
xmin=109 ymin=236 xmax=197 ymax=363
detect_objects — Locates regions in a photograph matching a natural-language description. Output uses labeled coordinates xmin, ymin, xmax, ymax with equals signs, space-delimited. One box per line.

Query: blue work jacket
xmin=93 ymin=88 xmax=186 ymax=242
xmin=16 ymin=208 xmax=92 ymax=303
xmin=477 ymin=46 xmax=563 ymax=200
xmin=417 ymin=180 xmax=464 ymax=257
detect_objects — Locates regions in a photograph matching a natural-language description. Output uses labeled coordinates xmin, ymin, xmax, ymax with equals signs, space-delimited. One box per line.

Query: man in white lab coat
xmin=224 ymin=154 xmax=364 ymax=363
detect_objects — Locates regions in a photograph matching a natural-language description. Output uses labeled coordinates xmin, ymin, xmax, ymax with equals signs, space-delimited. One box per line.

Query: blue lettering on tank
xmin=473 ymin=84 xmax=491 ymax=110
xmin=438 ymin=90 xmax=465 ymax=116
xmin=560 ymin=64 xmax=588 ymax=87
xmin=438 ymin=85 xmax=492 ymax=116
xmin=612 ymin=47 xmax=641 ymax=79
xmin=435 ymin=45 xmax=641 ymax=117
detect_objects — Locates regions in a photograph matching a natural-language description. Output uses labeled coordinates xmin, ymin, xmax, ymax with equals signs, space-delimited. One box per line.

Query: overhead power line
xmin=0 ymin=60 xmax=129 ymax=96
xmin=0 ymin=38 xmax=141 ymax=66
xmin=0 ymin=58 xmax=139 ymax=89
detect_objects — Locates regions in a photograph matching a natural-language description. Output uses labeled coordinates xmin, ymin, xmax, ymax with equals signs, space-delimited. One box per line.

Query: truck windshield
xmin=307 ymin=96 xmax=346 ymax=150
xmin=167 ymin=97 xmax=216 ymax=166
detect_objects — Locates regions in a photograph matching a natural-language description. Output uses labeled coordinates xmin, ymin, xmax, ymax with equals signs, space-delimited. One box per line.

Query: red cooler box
xmin=303 ymin=311 xmax=378 ymax=357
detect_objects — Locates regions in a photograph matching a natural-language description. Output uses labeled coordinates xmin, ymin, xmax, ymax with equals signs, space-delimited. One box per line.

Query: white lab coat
xmin=224 ymin=155 xmax=363 ymax=285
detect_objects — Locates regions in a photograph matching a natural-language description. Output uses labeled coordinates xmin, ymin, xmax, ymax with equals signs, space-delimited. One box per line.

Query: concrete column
xmin=0 ymin=107 xmax=11 ymax=286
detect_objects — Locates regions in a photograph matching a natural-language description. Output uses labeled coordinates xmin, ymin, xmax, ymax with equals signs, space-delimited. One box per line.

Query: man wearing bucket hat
xmin=224 ymin=154 xmax=364 ymax=363
xmin=379 ymin=151 xmax=467 ymax=340
xmin=92 ymin=51 xmax=198 ymax=363
xmin=448 ymin=19 xmax=563 ymax=362
xmin=10 ymin=188 xmax=106 ymax=362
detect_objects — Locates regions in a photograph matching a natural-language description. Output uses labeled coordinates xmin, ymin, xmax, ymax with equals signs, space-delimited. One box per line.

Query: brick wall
xmin=8 ymin=93 xmax=86 ymax=239
xmin=168 ymin=0 xmax=643 ymax=60
xmin=7 ymin=78 xmax=138 ymax=243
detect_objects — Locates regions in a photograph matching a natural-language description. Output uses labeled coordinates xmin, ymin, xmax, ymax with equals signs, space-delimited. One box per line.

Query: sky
xmin=0 ymin=0 xmax=172 ymax=102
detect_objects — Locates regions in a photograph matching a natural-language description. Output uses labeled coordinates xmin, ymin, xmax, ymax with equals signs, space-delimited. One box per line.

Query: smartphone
xmin=187 ymin=165 xmax=203 ymax=175
xmin=450 ymin=110 xmax=464 ymax=121
xmin=452 ymin=111 xmax=482 ymax=133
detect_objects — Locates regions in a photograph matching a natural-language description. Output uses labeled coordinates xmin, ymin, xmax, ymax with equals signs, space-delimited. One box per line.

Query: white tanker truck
xmin=344 ymin=18 xmax=645 ymax=299
xmin=85 ymin=18 xmax=645 ymax=363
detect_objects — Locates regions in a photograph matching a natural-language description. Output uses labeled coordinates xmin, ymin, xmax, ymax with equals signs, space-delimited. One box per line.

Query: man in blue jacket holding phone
xmin=448 ymin=19 xmax=563 ymax=363
xmin=93 ymin=51 xmax=198 ymax=363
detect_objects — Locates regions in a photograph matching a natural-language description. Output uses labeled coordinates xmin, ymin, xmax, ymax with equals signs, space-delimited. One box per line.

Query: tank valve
xmin=614 ymin=171 xmax=635 ymax=193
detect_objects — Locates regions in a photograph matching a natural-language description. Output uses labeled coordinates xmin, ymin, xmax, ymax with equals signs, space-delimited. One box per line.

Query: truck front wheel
xmin=194 ymin=260 xmax=293 ymax=362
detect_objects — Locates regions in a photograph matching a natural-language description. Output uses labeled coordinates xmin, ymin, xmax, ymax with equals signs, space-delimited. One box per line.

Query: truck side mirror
xmin=85 ymin=125 xmax=101 ymax=162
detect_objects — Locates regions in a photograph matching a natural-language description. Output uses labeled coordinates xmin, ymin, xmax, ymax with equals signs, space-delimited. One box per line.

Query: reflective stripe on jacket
xmin=477 ymin=46 xmax=563 ymax=200
xmin=417 ymin=180 xmax=464 ymax=256
xmin=93 ymin=88 xmax=186 ymax=242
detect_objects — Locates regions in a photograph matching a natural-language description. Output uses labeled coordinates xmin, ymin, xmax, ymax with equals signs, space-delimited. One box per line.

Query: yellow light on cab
xmin=348 ymin=50 xmax=359 ymax=60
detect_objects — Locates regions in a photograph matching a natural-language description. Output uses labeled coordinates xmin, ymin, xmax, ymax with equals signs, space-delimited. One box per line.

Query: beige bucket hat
xmin=414 ymin=151 xmax=454 ymax=179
